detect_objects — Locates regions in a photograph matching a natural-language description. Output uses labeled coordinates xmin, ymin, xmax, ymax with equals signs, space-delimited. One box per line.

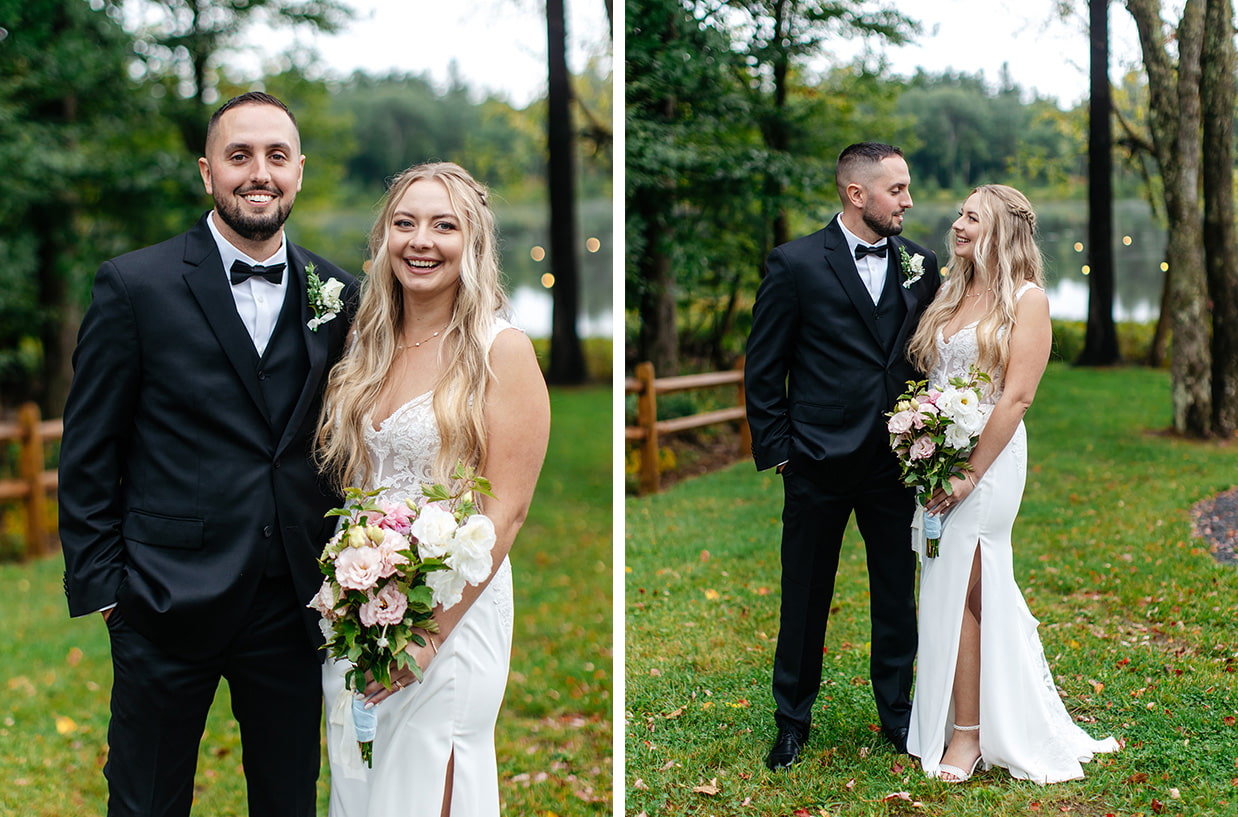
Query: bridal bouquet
xmin=309 ymin=464 xmax=496 ymax=766
xmin=886 ymin=367 xmax=992 ymax=557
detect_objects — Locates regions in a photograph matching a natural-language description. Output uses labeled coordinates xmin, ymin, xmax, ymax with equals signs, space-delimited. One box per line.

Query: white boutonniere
xmin=306 ymin=263 xmax=344 ymax=331
xmin=899 ymin=246 xmax=926 ymax=289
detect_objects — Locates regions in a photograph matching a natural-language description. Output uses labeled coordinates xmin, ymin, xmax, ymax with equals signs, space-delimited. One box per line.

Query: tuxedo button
xmin=273 ymin=458 xmax=281 ymax=469
xmin=257 ymin=369 xmax=268 ymax=380
xmin=263 ymin=525 xmax=273 ymax=538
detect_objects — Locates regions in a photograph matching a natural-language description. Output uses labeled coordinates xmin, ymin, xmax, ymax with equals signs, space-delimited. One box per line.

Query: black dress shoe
xmin=883 ymin=725 xmax=909 ymax=754
xmin=765 ymin=724 xmax=807 ymax=770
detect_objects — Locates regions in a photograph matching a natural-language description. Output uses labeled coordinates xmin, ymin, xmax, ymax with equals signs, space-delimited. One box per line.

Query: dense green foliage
xmin=623 ymin=1 xmax=1163 ymax=373
xmin=0 ymin=1 xmax=612 ymax=411
xmin=626 ymin=364 xmax=1238 ymax=816
xmin=0 ymin=385 xmax=611 ymax=816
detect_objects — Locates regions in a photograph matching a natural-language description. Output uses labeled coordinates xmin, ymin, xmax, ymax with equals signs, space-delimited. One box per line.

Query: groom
xmin=59 ymin=92 xmax=357 ymax=816
xmin=744 ymin=142 xmax=941 ymax=769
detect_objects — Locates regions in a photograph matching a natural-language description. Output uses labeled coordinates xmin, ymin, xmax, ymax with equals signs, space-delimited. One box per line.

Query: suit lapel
xmin=181 ymin=218 xmax=271 ymax=424
xmin=274 ymin=244 xmax=330 ymax=458
xmin=823 ymin=219 xmax=882 ymax=347
xmin=888 ymin=236 xmax=923 ymax=365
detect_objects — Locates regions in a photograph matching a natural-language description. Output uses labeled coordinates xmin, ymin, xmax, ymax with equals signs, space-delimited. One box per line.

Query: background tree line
xmin=1 ymin=0 xmax=612 ymax=415
xmin=626 ymin=0 xmax=1238 ymax=438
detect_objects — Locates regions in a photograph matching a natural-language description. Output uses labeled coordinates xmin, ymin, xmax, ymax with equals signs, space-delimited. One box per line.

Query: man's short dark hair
xmin=205 ymin=91 xmax=298 ymax=150
xmin=835 ymin=142 xmax=903 ymax=199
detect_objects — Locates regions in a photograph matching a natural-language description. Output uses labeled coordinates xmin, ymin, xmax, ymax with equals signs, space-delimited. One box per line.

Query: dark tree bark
xmin=1125 ymin=0 xmax=1212 ymax=435
xmin=1078 ymin=0 xmax=1121 ymax=365
xmin=1201 ymin=0 xmax=1238 ymax=435
xmin=545 ymin=0 xmax=588 ymax=384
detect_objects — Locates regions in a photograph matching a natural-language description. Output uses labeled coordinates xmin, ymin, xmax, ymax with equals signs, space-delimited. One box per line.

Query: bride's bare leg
xmin=440 ymin=751 xmax=454 ymax=816
xmin=939 ymin=545 xmax=983 ymax=780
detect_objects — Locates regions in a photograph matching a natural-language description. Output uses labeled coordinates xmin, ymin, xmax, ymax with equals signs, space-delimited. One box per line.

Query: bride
xmin=315 ymin=162 xmax=550 ymax=815
xmin=904 ymin=184 xmax=1120 ymax=783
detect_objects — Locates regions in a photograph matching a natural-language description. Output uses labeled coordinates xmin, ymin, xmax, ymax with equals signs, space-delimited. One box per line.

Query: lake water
xmin=901 ymin=198 xmax=1165 ymax=322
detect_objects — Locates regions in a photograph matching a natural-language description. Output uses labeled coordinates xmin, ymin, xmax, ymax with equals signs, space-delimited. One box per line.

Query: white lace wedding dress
xmin=323 ymin=319 xmax=516 ymax=816
xmin=906 ymin=284 xmax=1120 ymax=783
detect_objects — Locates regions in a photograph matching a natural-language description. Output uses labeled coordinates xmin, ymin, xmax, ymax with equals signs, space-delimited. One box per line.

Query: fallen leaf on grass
xmin=878 ymin=791 xmax=922 ymax=807
xmin=1151 ymin=798 xmax=1165 ymax=814
xmin=1224 ymin=715 xmax=1236 ymax=727
xmin=661 ymin=760 xmax=675 ymax=770
xmin=693 ymin=778 xmax=720 ymax=796
xmin=704 ymin=589 xmax=720 ymax=600
xmin=700 ymin=550 xmax=711 ymax=561
xmin=1125 ymin=772 xmax=1149 ymax=784
xmin=664 ymin=707 xmax=685 ymax=719
xmin=845 ymin=778 xmax=856 ymax=791
xmin=632 ymin=778 xmax=648 ymax=790
xmin=54 ymin=715 xmax=77 ymax=735
xmin=1169 ymin=788 xmax=1180 ymax=799
xmin=67 ymin=647 xmax=84 ymax=667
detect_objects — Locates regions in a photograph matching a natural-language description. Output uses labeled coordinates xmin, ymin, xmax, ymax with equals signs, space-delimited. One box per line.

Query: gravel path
xmin=1192 ymin=486 xmax=1238 ymax=565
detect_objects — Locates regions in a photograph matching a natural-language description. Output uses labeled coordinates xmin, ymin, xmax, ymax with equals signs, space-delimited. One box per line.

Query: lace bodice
xmin=929 ymin=283 xmax=1042 ymax=406
xmin=363 ymin=317 xmax=516 ymax=499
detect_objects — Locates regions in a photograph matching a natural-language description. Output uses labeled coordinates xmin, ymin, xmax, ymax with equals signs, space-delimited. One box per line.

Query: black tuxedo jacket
xmin=59 ymin=213 xmax=358 ymax=658
xmin=745 ymin=216 xmax=942 ymax=477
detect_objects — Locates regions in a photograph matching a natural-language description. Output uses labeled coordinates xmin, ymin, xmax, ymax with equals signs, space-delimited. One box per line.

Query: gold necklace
xmin=964 ymin=288 xmax=993 ymax=298
xmin=396 ymin=326 xmax=446 ymax=351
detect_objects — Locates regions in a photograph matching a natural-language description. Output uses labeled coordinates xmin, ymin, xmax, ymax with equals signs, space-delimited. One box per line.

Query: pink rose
xmin=307 ymin=579 xmax=342 ymax=621
xmin=376 ymin=502 xmax=413 ymax=536
xmin=358 ymin=581 xmax=408 ymax=627
xmin=334 ymin=544 xmax=385 ymax=591
xmin=887 ymin=409 xmax=917 ymax=435
xmin=908 ymin=435 xmax=936 ymax=460
xmin=376 ymin=528 xmax=411 ymax=577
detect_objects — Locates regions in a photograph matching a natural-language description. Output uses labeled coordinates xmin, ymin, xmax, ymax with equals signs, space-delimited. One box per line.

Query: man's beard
xmin=214 ymin=189 xmax=293 ymax=241
xmin=863 ymin=207 xmax=904 ymax=238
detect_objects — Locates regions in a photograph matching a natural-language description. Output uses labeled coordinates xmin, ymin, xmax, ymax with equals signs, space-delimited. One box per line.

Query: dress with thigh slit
xmin=322 ymin=319 xmax=516 ymax=816
xmin=906 ymin=284 xmax=1119 ymax=784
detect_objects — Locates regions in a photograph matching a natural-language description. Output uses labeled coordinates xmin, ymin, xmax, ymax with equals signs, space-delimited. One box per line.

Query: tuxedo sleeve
xmin=744 ymin=246 xmax=798 ymax=471
xmin=59 ymin=261 xmax=140 ymax=617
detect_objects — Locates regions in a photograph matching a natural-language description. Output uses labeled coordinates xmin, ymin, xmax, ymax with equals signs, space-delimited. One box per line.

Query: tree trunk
xmin=635 ymin=209 xmax=679 ymax=374
xmin=1201 ymin=0 xmax=1238 ymax=435
xmin=1125 ymin=0 xmax=1212 ymax=435
xmin=1079 ymin=0 xmax=1121 ymax=365
xmin=545 ymin=0 xmax=587 ymax=384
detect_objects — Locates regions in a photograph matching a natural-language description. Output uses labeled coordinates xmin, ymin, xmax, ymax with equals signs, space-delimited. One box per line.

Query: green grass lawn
xmin=626 ymin=364 xmax=1238 ymax=817
xmin=0 ymin=384 xmax=611 ymax=816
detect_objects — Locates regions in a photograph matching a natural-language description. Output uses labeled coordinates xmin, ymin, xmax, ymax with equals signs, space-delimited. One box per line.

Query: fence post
xmin=18 ymin=402 xmax=48 ymax=559
xmin=734 ymin=355 xmax=751 ymax=460
xmin=635 ymin=361 xmax=660 ymax=494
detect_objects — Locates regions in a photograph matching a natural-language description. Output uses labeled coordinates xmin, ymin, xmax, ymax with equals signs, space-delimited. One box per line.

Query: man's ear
xmin=845 ymin=181 xmax=866 ymax=210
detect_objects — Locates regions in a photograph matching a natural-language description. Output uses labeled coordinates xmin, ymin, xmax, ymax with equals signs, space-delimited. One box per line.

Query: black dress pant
xmin=772 ymin=454 xmax=917 ymax=734
xmin=103 ymin=575 xmax=321 ymax=817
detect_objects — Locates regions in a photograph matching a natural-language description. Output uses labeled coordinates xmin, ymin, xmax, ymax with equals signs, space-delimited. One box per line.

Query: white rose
xmin=321 ymin=277 xmax=345 ymax=302
xmin=411 ymin=503 xmax=457 ymax=558
xmin=944 ymin=422 xmax=974 ymax=451
xmin=449 ymin=515 xmax=495 ymax=585
xmin=426 ymin=568 xmax=467 ymax=610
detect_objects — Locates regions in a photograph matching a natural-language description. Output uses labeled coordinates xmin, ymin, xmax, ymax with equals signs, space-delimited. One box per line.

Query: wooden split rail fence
xmin=624 ymin=358 xmax=750 ymax=494
xmin=0 ymin=402 xmax=61 ymax=559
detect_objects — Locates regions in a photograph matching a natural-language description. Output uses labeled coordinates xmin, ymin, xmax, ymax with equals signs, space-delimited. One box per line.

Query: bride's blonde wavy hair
xmin=316 ymin=162 xmax=509 ymax=492
xmin=908 ymin=184 xmax=1044 ymax=380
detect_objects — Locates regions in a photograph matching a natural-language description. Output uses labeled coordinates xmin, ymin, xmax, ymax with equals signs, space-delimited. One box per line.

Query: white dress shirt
xmin=836 ymin=215 xmax=888 ymax=305
xmin=206 ymin=211 xmax=289 ymax=356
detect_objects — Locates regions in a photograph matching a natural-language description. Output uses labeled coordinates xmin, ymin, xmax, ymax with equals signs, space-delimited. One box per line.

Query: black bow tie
xmin=230 ymin=259 xmax=286 ymax=286
xmin=854 ymin=243 xmax=888 ymax=260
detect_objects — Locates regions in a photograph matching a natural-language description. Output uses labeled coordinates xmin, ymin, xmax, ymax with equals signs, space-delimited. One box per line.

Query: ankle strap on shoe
xmin=952 ymin=723 xmax=980 ymax=731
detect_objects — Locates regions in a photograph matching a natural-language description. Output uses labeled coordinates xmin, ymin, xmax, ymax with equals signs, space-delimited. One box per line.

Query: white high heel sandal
xmin=936 ymin=723 xmax=983 ymax=782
